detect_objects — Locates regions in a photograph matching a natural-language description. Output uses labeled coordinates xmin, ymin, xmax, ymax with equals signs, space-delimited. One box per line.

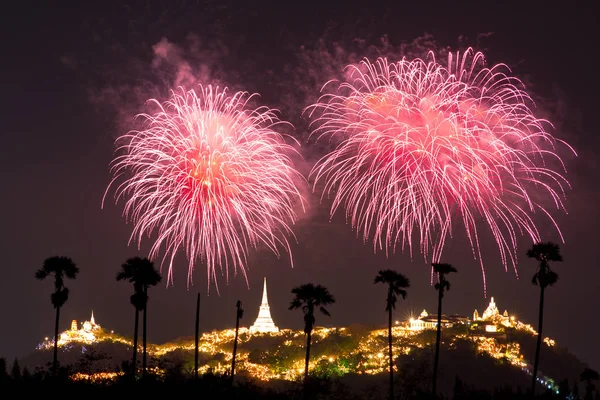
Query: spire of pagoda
xmin=250 ymin=277 xmax=279 ymax=334
xmin=260 ymin=277 xmax=269 ymax=305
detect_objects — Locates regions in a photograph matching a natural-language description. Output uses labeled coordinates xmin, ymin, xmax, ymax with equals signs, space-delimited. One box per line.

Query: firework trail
xmin=306 ymin=48 xmax=575 ymax=291
xmin=104 ymin=85 xmax=305 ymax=289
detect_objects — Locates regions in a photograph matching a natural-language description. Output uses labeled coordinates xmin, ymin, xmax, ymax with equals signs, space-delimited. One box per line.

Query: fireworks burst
xmin=306 ymin=48 xmax=575 ymax=290
xmin=104 ymin=85 xmax=305 ymax=289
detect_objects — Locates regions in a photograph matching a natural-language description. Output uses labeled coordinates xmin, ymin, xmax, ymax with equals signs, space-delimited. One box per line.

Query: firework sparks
xmin=306 ymin=48 xmax=575 ymax=290
xmin=104 ymin=85 xmax=305 ymax=289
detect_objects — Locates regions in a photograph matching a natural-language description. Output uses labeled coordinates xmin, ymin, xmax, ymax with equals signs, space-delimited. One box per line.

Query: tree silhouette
xmin=0 ymin=357 xmax=7 ymax=384
xmin=581 ymin=368 xmax=599 ymax=400
xmin=21 ymin=367 xmax=31 ymax=382
xmin=289 ymin=283 xmax=335 ymax=383
xmin=431 ymin=262 xmax=457 ymax=397
xmin=194 ymin=292 xmax=200 ymax=380
xmin=139 ymin=260 xmax=162 ymax=376
xmin=117 ymin=257 xmax=161 ymax=378
xmin=10 ymin=358 xmax=21 ymax=381
xmin=231 ymin=300 xmax=244 ymax=383
xmin=35 ymin=256 xmax=79 ymax=375
xmin=527 ymin=242 xmax=562 ymax=395
xmin=374 ymin=269 xmax=410 ymax=400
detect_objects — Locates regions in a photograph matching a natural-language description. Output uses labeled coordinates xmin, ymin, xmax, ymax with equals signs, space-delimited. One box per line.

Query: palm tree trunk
xmin=304 ymin=330 xmax=312 ymax=383
xmin=195 ymin=293 xmax=200 ymax=380
xmin=433 ymin=287 xmax=443 ymax=397
xmin=388 ymin=302 xmax=394 ymax=400
xmin=231 ymin=304 xmax=241 ymax=383
xmin=53 ymin=304 xmax=60 ymax=375
xmin=132 ymin=308 xmax=139 ymax=379
xmin=531 ymin=285 xmax=545 ymax=395
xmin=142 ymin=285 xmax=148 ymax=377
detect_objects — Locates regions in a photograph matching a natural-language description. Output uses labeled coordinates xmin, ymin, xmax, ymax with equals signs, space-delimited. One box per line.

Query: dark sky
xmin=1 ymin=0 xmax=598 ymax=372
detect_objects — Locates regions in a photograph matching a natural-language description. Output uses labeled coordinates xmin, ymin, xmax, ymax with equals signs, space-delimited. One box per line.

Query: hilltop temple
xmin=408 ymin=309 xmax=469 ymax=331
xmin=250 ymin=277 xmax=279 ymax=334
xmin=59 ymin=310 xmax=101 ymax=344
xmin=473 ymin=297 xmax=513 ymax=328
xmin=408 ymin=297 xmax=515 ymax=332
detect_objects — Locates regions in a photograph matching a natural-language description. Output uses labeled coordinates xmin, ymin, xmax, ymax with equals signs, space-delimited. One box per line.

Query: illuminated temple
xmin=249 ymin=277 xmax=279 ymax=334
xmin=59 ymin=310 xmax=101 ymax=345
xmin=408 ymin=296 xmax=516 ymax=332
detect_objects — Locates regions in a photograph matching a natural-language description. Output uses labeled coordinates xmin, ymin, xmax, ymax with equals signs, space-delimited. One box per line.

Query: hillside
xmin=18 ymin=322 xmax=590 ymax=398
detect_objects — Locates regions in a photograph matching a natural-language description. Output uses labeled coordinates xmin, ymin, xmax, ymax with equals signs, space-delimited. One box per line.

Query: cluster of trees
xmin=1 ymin=355 xmax=598 ymax=400
xmin=29 ymin=241 xmax=596 ymax=398
xmin=34 ymin=256 xmax=161 ymax=379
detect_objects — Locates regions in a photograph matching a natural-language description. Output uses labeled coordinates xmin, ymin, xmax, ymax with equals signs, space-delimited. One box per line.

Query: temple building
xmin=408 ymin=297 xmax=516 ymax=333
xmin=250 ymin=278 xmax=279 ymax=334
xmin=59 ymin=310 xmax=100 ymax=344
xmin=408 ymin=309 xmax=468 ymax=331
xmin=83 ymin=310 xmax=100 ymax=332
xmin=473 ymin=297 xmax=514 ymax=328
xmin=409 ymin=310 xmax=441 ymax=330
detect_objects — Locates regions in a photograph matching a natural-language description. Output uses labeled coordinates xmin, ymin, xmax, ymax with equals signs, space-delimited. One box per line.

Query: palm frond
xmin=432 ymin=263 xmax=457 ymax=275
xmin=51 ymin=287 xmax=70 ymax=308
xmin=319 ymin=306 xmax=331 ymax=316
xmin=531 ymin=274 xmax=539 ymax=286
xmin=35 ymin=269 xmax=49 ymax=280
xmin=289 ymin=298 xmax=302 ymax=311
xmin=526 ymin=242 xmax=563 ymax=263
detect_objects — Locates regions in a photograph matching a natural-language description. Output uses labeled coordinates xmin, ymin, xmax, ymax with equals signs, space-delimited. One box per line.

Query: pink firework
xmin=307 ymin=48 xmax=575 ymax=290
xmin=104 ymin=85 xmax=305 ymax=288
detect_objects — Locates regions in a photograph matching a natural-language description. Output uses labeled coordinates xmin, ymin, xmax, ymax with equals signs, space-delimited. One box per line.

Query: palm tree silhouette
xmin=117 ymin=257 xmax=161 ymax=378
xmin=194 ymin=292 xmax=200 ymax=380
xmin=527 ymin=242 xmax=562 ymax=395
xmin=580 ymin=368 xmax=599 ymax=400
xmin=289 ymin=283 xmax=335 ymax=383
xmin=138 ymin=259 xmax=161 ymax=376
xmin=374 ymin=269 xmax=410 ymax=400
xmin=431 ymin=262 xmax=457 ymax=397
xmin=35 ymin=256 xmax=79 ymax=375
xmin=231 ymin=300 xmax=244 ymax=383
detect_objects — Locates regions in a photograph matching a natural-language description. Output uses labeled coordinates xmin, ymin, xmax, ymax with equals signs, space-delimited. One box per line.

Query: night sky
xmin=1 ymin=1 xmax=598 ymax=371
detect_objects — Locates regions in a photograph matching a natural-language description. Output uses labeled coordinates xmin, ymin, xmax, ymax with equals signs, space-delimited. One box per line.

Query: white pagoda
xmin=473 ymin=297 xmax=512 ymax=327
xmin=249 ymin=277 xmax=279 ymax=334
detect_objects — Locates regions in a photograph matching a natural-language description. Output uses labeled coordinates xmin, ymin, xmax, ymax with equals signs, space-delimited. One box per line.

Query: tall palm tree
xmin=35 ymin=256 xmax=79 ymax=375
xmin=374 ymin=269 xmax=410 ymax=400
xmin=431 ymin=262 xmax=457 ymax=397
xmin=231 ymin=300 xmax=244 ymax=383
xmin=527 ymin=242 xmax=562 ymax=395
xmin=138 ymin=259 xmax=162 ymax=376
xmin=117 ymin=257 xmax=161 ymax=378
xmin=289 ymin=283 xmax=335 ymax=382
xmin=194 ymin=292 xmax=200 ymax=380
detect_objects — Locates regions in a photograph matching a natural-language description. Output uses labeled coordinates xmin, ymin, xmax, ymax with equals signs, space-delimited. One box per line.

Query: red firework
xmin=104 ymin=85 xmax=305 ymax=289
xmin=306 ymin=48 xmax=575 ymax=290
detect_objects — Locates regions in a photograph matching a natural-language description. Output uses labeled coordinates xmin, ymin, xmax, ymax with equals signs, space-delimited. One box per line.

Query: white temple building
xmin=59 ymin=310 xmax=101 ymax=344
xmin=409 ymin=310 xmax=440 ymax=331
xmin=472 ymin=297 xmax=516 ymax=332
xmin=473 ymin=297 xmax=512 ymax=327
xmin=83 ymin=310 xmax=99 ymax=332
xmin=408 ymin=309 xmax=463 ymax=331
xmin=250 ymin=277 xmax=279 ymax=334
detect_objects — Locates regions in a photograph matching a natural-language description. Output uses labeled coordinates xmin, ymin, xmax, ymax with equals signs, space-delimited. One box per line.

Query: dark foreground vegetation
xmin=1 ymin=357 xmax=598 ymax=400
